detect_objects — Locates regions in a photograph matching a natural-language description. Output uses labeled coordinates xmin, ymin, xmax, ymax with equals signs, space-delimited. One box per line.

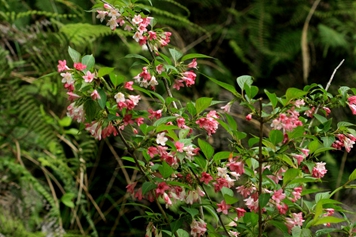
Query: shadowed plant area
xmin=1 ymin=0 xmax=356 ymax=237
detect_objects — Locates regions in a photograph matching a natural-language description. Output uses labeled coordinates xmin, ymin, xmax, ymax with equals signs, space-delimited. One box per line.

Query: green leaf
xmin=313 ymin=114 xmax=327 ymax=124
xmin=292 ymin=226 xmax=301 ymax=237
xmin=288 ymin=126 xmax=305 ymax=139
xmin=68 ymin=46 xmax=80 ymax=63
xmin=176 ymin=229 xmax=189 ymax=237
xmin=194 ymin=155 xmax=207 ymax=170
xmin=286 ymin=88 xmax=308 ymax=102
xmin=181 ymin=53 xmax=213 ymax=61
xmin=313 ymin=216 xmax=345 ymax=226
xmin=178 ymin=129 xmax=190 ymax=139
xmin=265 ymin=89 xmax=278 ymax=108
xmin=195 ymin=97 xmax=213 ymax=115
xmin=337 ymin=121 xmax=354 ymax=128
xmin=308 ymin=140 xmax=320 ymax=154
xmin=181 ymin=206 xmax=199 ymax=218
xmin=205 ymin=75 xmax=241 ymax=98
xmin=84 ymin=99 xmax=98 ymax=121
xmin=59 ymin=116 xmax=72 ymax=127
xmin=243 ymin=212 xmax=258 ymax=226
xmin=159 ymin=161 xmax=174 ymax=179
xmin=236 ymin=75 xmax=253 ymax=91
xmin=81 ymin=54 xmax=95 ymax=71
xmin=125 ymin=54 xmax=150 ymax=64
xmin=283 ymin=168 xmax=300 ymax=185
xmin=169 ymin=48 xmax=183 ymax=62
xmin=288 ymin=177 xmax=317 ymax=185
xmin=221 ymin=187 xmax=234 ymax=197
xmin=213 ymin=151 xmax=233 ymax=162
xmin=61 ymin=192 xmax=75 ymax=208
xmin=155 ymin=124 xmax=179 ymax=133
xmin=109 ymin=72 xmax=125 ymax=87
xmin=248 ymin=137 xmax=260 ymax=147
xmin=258 ymin=193 xmax=271 ymax=208
xmin=348 ymin=169 xmax=356 ymax=181
xmin=225 ymin=113 xmax=237 ymax=130
xmin=170 ymin=218 xmax=183 ymax=234
xmin=198 ymin=138 xmax=214 ymax=159
xmin=153 ymin=116 xmax=177 ymax=126
xmin=269 ymin=129 xmax=283 ymax=145
xmin=224 ymin=194 xmax=239 ymax=205
xmin=245 ymin=85 xmax=259 ymax=99
xmin=97 ymin=88 xmax=107 ymax=109
xmin=270 ymin=220 xmax=289 ymax=234
xmin=321 ymin=136 xmax=335 ymax=147
xmin=98 ymin=67 xmax=114 ymax=77
xmin=186 ymin=102 xmax=197 ymax=116
xmin=142 ymin=181 xmax=157 ymax=195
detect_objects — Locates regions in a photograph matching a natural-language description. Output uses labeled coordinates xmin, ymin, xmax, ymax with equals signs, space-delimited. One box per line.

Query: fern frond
xmin=0 ymin=10 xmax=77 ymax=23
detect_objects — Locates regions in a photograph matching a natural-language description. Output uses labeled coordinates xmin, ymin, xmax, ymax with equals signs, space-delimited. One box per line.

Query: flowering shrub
xmin=57 ymin=0 xmax=356 ymax=236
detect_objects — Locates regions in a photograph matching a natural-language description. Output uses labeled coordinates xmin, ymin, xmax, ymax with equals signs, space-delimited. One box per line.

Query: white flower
xmin=156 ymin=132 xmax=168 ymax=146
xmin=114 ymin=92 xmax=125 ymax=103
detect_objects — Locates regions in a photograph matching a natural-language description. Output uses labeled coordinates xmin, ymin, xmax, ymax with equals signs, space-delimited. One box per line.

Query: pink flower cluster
xmin=196 ymin=110 xmax=219 ymax=136
xmin=134 ymin=67 xmax=159 ymax=89
xmin=285 ymin=212 xmax=304 ymax=233
xmin=173 ymin=59 xmax=198 ymax=90
xmin=332 ymin=133 xmax=356 ymax=153
xmin=97 ymin=4 xmax=171 ymax=49
xmin=190 ymin=219 xmax=207 ymax=237
xmin=311 ymin=162 xmax=328 ymax=178
xmin=271 ymin=107 xmax=302 ymax=133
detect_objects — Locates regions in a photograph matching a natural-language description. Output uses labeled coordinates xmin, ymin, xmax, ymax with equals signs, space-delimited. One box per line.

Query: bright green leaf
xmin=198 ymin=138 xmax=214 ymax=159
xmin=237 ymin=75 xmax=253 ymax=91
xmin=61 ymin=192 xmax=75 ymax=208
xmin=169 ymin=48 xmax=183 ymax=62
xmin=348 ymin=169 xmax=356 ymax=181
xmin=265 ymin=89 xmax=278 ymax=108
xmin=109 ymin=72 xmax=124 ymax=87
xmin=68 ymin=46 xmax=80 ymax=63
xmin=269 ymin=129 xmax=283 ymax=145
xmin=313 ymin=216 xmax=345 ymax=226
xmin=125 ymin=54 xmax=150 ymax=64
xmin=195 ymin=97 xmax=213 ymax=115
xmin=181 ymin=53 xmax=213 ymax=61
xmin=283 ymin=168 xmax=300 ymax=185
xmin=98 ymin=67 xmax=114 ymax=77
xmin=81 ymin=54 xmax=95 ymax=71
xmin=59 ymin=116 xmax=72 ymax=127
xmin=159 ymin=161 xmax=174 ymax=179
xmin=224 ymin=194 xmax=239 ymax=205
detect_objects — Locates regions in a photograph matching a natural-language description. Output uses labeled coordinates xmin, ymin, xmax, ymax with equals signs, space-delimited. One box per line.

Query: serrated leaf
xmin=198 ymin=138 xmax=214 ymax=159
xmin=68 ymin=46 xmax=80 ymax=63
xmin=195 ymin=97 xmax=213 ymax=115
xmin=98 ymin=67 xmax=114 ymax=77
xmin=142 ymin=181 xmax=157 ymax=195
xmin=159 ymin=161 xmax=174 ymax=179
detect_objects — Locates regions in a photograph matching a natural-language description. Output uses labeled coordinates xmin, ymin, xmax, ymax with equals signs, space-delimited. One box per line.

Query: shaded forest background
xmin=0 ymin=0 xmax=356 ymax=236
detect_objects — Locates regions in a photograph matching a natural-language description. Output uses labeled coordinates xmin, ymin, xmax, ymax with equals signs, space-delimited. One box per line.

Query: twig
xmin=257 ymin=98 xmax=264 ymax=237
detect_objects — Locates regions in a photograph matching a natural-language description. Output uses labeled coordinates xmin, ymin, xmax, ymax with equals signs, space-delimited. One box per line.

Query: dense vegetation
xmin=0 ymin=0 xmax=355 ymax=236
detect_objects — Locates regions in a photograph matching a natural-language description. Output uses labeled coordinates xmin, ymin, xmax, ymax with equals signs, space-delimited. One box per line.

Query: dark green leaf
xmin=348 ymin=169 xmax=356 ymax=181
xmin=224 ymin=194 xmax=239 ymax=205
xmin=170 ymin=218 xmax=183 ymax=233
xmin=213 ymin=151 xmax=233 ymax=162
xmin=283 ymin=168 xmax=300 ymax=185
xmin=97 ymin=88 xmax=107 ymax=109
xmin=142 ymin=181 xmax=157 ymax=195
xmin=265 ymin=89 xmax=278 ymax=108
xmin=258 ymin=193 xmax=271 ymax=208
xmin=159 ymin=161 xmax=174 ymax=179
xmin=286 ymin=88 xmax=307 ymax=102
xmin=313 ymin=114 xmax=327 ymax=124
xmin=84 ymin=99 xmax=98 ymax=121
xmin=181 ymin=206 xmax=199 ymax=218
xmin=125 ymin=54 xmax=150 ymax=64
xmin=194 ymin=155 xmax=207 ymax=170
xmin=198 ymin=138 xmax=214 ymax=159
xmin=269 ymin=129 xmax=283 ymax=145
xmin=195 ymin=97 xmax=213 ymax=115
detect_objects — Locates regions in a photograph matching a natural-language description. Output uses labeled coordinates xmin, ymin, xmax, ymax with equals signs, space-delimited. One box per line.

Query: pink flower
xmin=235 ymin=208 xmax=246 ymax=218
xmin=147 ymin=146 xmax=158 ymax=158
xmin=217 ymin=200 xmax=230 ymax=215
xmin=323 ymin=107 xmax=331 ymax=116
xmin=148 ymin=109 xmax=162 ymax=120
xmin=96 ymin=10 xmax=107 ymax=22
xmin=187 ymin=58 xmax=198 ymax=69
xmin=124 ymin=81 xmax=134 ymax=90
xmin=190 ymin=219 xmax=207 ymax=237
xmin=285 ymin=212 xmax=304 ymax=233
xmin=312 ymin=162 xmax=327 ymax=178
xmin=246 ymin=113 xmax=252 ymax=121
xmin=200 ymin=172 xmax=213 ymax=184
xmin=292 ymin=154 xmax=304 ymax=166
xmin=244 ymin=196 xmax=259 ymax=212
xmin=175 ymin=141 xmax=184 ymax=152
xmin=74 ymin=62 xmax=87 ymax=71
xmin=290 ymin=186 xmax=303 ymax=202
xmin=227 ymin=158 xmax=245 ymax=175
xmin=156 ymin=182 xmax=169 ymax=195
xmin=348 ymin=95 xmax=356 ymax=114
xmin=272 ymin=189 xmax=286 ymax=204
xmin=294 ymin=99 xmax=305 ymax=108
xmin=196 ymin=110 xmax=219 ymax=136
xmin=83 ymin=71 xmax=95 ymax=83
xmin=214 ymin=177 xmax=229 ymax=192
xmin=85 ymin=121 xmax=103 ymax=140
xmin=107 ymin=18 xmax=118 ymax=30
xmin=57 ymin=60 xmax=69 ymax=72
xmin=221 ymin=102 xmax=232 ymax=112
xmin=91 ymin=90 xmax=101 ymax=100
xmin=277 ymin=203 xmax=288 ymax=214
xmin=126 ymin=182 xmax=137 ymax=194
xmin=304 ymin=107 xmax=315 ymax=118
